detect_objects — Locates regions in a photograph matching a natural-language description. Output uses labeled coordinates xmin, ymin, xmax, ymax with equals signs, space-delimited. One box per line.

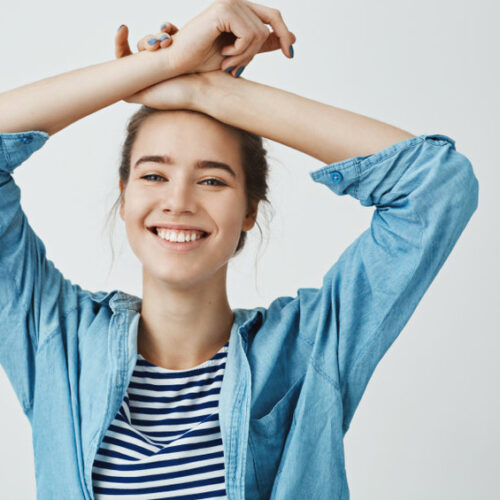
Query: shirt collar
xmin=90 ymin=289 xmax=264 ymax=341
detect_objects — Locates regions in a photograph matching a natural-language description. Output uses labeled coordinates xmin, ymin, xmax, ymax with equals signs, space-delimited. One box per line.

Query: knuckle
xmin=216 ymin=0 xmax=238 ymax=11
xmin=247 ymin=32 xmax=258 ymax=43
xmin=214 ymin=0 xmax=230 ymax=9
xmin=271 ymin=8 xmax=283 ymax=21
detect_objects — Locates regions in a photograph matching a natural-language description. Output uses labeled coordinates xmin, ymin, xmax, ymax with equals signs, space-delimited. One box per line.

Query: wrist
xmin=135 ymin=46 xmax=184 ymax=84
xmin=189 ymin=74 xmax=215 ymax=113
xmin=190 ymin=71 xmax=240 ymax=116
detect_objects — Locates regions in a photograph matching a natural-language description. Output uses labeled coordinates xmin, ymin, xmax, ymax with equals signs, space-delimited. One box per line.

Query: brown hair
xmin=102 ymin=105 xmax=274 ymax=278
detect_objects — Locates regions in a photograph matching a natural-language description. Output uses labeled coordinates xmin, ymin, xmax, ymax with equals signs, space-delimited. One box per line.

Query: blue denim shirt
xmin=0 ymin=130 xmax=478 ymax=499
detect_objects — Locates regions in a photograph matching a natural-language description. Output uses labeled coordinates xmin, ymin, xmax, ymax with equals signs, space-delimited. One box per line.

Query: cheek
xmin=122 ymin=189 xmax=149 ymax=221
xmin=212 ymin=192 xmax=247 ymax=228
xmin=217 ymin=209 xmax=245 ymax=237
xmin=121 ymin=199 xmax=150 ymax=246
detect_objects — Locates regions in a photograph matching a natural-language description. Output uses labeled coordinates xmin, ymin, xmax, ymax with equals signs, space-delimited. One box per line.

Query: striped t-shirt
xmin=92 ymin=340 xmax=230 ymax=499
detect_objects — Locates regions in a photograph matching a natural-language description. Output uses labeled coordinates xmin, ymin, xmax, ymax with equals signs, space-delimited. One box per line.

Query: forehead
xmin=131 ymin=111 xmax=243 ymax=175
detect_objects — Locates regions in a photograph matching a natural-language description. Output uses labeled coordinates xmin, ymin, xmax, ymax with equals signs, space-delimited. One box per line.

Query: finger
xmin=226 ymin=55 xmax=253 ymax=78
xmin=258 ymin=31 xmax=295 ymax=55
xmin=137 ymin=34 xmax=162 ymax=52
xmin=124 ymin=92 xmax=140 ymax=104
xmin=158 ymin=22 xmax=178 ymax=48
xmin=159 ymin=21 xmax=179 ymax=35
xmin=245 ymin=2 xmax=296 ymax=58
xmin=138 ymin=31 xmax=173 ymax=52
xmin=220 ymin=3 xmax=267 ymax=71
xmin=115 ymin=25 xmax=133 ymax=58
xmin=158 ymin=32 xmax=173 ymax=49
xmin=236 ymin=3 xmax=272 ymax=62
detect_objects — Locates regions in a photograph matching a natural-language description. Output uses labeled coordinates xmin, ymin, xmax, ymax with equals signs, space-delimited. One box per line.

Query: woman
xmin=0 ymin=1 xmax=478 ymax=499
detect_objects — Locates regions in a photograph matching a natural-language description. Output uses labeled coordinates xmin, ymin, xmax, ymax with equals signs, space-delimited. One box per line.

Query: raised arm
xmin=0 ymin=49 xmax=180 ymax=136
xmin=0 ymin=0 xmax=297 ymax=137
xmin=189 ymin=69 xmax=478 ymax=439
xmin=194 ymin=70 xmax=416 ymax=164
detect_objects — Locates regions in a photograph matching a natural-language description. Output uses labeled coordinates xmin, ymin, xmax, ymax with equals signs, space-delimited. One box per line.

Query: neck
xmin=138 ymin=265 xmax=234 ymax=370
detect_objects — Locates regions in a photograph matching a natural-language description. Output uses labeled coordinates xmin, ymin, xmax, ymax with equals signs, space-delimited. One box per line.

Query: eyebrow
xmin=133 ymin=155 xmax=237 ymax=178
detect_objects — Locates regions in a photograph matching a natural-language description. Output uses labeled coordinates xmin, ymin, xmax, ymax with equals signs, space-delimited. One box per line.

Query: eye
xmin=140 ymin=175 xmax=227 ymax=186
xmin=201 ymin=178 xmax=227 ymax=187
xmin=141 ymin=174 xmax=165 ymax=182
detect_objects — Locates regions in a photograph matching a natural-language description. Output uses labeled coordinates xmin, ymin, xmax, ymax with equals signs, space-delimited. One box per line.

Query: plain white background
xmin=1 ymin=0 xmax=498 ymax=498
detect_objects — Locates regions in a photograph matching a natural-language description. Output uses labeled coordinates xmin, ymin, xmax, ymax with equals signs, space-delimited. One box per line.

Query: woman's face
xmin=120 ymin=110 xmax=256 ymax=290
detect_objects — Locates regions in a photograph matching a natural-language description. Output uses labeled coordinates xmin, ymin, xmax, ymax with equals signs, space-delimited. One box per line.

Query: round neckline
xmin=137 ymin=340 xmax=229 ymax=373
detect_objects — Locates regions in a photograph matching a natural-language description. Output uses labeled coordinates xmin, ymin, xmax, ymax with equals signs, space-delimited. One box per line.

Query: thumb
xmin=115 ymin=25 xmax=133 ymax=58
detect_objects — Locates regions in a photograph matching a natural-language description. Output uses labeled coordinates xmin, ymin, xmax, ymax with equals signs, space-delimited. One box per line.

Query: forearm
xmin=0 ymin=50 xmax=180 ymax=136
xmin=198 ymin=75 xmax=415 ymax=165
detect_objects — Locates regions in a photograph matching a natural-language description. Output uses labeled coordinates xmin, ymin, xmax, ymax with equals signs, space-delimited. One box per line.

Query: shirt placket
xmin=83 ymin=307 xmax=133 ymax=499
xmin=219 ymin=316 xmax=253 ymax=500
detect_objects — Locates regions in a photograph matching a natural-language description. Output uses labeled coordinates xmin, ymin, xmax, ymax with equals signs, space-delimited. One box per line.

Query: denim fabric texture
xmin=0 ymin=130 xmax=479 ymax=499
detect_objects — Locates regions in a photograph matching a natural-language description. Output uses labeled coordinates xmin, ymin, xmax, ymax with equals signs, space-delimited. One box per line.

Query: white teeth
xmin=156 ymin=228 xmax=204 ymax=242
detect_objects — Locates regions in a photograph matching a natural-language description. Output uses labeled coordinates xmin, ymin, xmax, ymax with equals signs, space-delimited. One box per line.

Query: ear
xmin=242 ymin=202 xmax=258 ymax=232
xmin=119 ymin=180 xmax=125 ymax=221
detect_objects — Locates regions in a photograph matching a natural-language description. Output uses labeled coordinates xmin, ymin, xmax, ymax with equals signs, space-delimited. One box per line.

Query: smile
xmin=147 ymin=227 xmax=210 ymax=253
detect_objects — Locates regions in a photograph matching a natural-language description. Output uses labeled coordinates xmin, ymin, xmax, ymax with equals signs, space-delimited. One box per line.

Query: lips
xmin=148 ymin=226 xmax=210 ymax=240
xmin=147 ymin=227 xmax=210 ymax=239
xmin=147 ymin=225 xmax=210 ymax=236
xmin=148 ymin=225 xmax=210 ymax=252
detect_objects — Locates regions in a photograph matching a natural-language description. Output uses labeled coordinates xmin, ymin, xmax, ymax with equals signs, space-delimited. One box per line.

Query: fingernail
xmin=148 ymin=38 xmax=158 ymax=46
xmin=160 ymin=34 xmax=170 ymax=41
xmin=235 ymin=66 xmax=245 ymax=78
xmin=289 ymin=44 xmax=294 ymax=58
xmin=117 ymin=25 xmax=124 ymax=33
xmin=161 ymin=24 xmax=167 ymax=30
xmin=224 ymin=65 xmax=236 ymax=73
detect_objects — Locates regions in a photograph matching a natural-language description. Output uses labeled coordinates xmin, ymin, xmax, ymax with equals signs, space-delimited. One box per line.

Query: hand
xmin=117 ymin=0 xmax=296 ymax=78
xmin=171 ymin=0 xmax=296 ymax=77
xmin=115 ymin=23 xmax=201 ymax=110
xmin=115 ymin=24 xmax=229 ymax=110
xmin=115 ymin=22 xmax=176 ymax=56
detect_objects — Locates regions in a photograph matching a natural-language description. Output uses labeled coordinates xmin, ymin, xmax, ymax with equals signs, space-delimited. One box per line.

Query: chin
xmin=144 ymin=264 xmax=207 ymax=289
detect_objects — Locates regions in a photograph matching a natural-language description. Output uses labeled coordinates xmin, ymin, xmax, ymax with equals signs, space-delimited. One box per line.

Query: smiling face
xmin=119 ymin=110 xmax=257 ymax=290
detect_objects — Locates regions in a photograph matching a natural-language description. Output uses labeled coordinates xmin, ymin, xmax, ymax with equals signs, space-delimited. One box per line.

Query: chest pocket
xmin=248 ymin=375 xmax=304 ymax=498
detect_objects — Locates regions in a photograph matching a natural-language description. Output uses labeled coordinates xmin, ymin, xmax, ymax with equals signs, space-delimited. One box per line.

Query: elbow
xmin=452 ymin=151 xmax=479 ymax=223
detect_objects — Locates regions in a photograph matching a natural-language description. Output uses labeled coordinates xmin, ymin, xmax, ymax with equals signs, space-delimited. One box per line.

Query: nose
xmin=160 ymin=181 xmax=196 ymax=214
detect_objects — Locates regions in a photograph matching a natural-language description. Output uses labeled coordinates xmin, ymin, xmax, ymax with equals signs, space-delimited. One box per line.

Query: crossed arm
xmin=0 ymin=27 xmax=413 ymax=164
xmin=192 ymin=71 xmax=415 ymax=164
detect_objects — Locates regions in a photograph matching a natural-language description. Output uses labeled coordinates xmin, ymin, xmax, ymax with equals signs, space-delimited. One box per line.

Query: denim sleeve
xmin=0 ymin=130 xmax=83 ymax=413
xmin=298 ymin=134 xmax=479 ymax=434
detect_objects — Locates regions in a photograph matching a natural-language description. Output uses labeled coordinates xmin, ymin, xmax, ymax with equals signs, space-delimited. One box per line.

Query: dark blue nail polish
xmin=235 ymin=66 xmax=245 ymax=78
xmin=160 ymin=34 xmax=169 ymax=41
xmin=289 ymin=44 xmax=294 ymax=58
xmin=148 ymin=38 xmax=158 ymax=46
xmin=161 ymin=24 xmax=167 ymax=30
xmin=224 ymin=66 xmax=236 ymax=73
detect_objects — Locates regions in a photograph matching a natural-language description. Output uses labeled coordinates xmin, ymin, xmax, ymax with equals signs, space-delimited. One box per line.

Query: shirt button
xmin=330 ymin=171 xmax=343 ymax=183
xmin=21 ymin=136 xmax=33 ymax=144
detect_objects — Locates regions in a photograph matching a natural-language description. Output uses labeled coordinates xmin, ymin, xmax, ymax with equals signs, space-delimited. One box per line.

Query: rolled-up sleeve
xmin=297 ymin=134 xmax=479 ymax=433
xmin=0 ymin=131 xmax=82 ymax=413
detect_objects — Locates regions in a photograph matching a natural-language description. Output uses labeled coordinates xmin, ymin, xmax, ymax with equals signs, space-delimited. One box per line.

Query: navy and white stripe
xmin=92 ymin=341 xmax=229 ymax=499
